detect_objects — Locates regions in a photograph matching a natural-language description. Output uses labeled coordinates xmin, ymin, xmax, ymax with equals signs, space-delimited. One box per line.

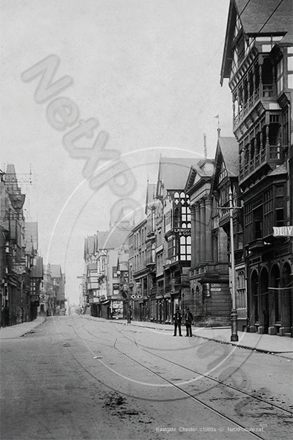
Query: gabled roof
xmin=218 ymin=137 xmax=239 ymax=177
xmin=157 ymin=157 xmax=201 ymax=195
xmin=235 ymin=0 xmax=292 ymax=35
xmin=212 ymin=136 xmax=239 ymax=193
xmin=221 ymin=0 xmax=293 ymax=83
xmin=97 ymin=228 xmax=130 ymax=250
xmin=184 ymin=159 xmax=215 ymax=194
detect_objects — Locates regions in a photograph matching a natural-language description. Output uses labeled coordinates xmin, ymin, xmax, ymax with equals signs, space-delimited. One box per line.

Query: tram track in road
xmin=115 ymin=324 xmax=293 ymax=417
xmin=57 ymin=316 xmax=292 ymax=439
xmin=71 ymin=317 xmax=293 ymax=415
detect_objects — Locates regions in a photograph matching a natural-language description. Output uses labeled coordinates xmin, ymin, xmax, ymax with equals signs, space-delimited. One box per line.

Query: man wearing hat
xmin=184 ymin=307 xmax=193 ymax=337
xmin=173 ymin=306 xmax=182 ymax=336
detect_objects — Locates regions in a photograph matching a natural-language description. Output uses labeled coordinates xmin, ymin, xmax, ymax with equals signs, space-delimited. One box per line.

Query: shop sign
xmin=112 ymin=300 xmax=123 ymax=308
xmin=273 ymin=226 xmax=293 ymax=237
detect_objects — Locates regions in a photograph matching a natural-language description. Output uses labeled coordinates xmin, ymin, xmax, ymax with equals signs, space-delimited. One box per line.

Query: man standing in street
xmin=184 ymin=307 xmax=193 ymax=337
xmin=173 ymin=306 xmax=182 ymax=336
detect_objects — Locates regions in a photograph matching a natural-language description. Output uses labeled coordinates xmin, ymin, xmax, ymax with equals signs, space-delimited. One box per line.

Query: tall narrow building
xmin=221 ymin=0 xmax=293 ymax=336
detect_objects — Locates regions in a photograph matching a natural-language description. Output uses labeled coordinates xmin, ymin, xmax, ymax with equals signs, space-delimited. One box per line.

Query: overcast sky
xmin=1 ymin=0 xmax=233 ymax=304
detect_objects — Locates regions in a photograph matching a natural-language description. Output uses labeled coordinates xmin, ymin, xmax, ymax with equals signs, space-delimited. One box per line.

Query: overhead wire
xmin=159 ymin=0 xmax=286 ymax=148
xmin=156 ymin=0 xmax=253 ymax=144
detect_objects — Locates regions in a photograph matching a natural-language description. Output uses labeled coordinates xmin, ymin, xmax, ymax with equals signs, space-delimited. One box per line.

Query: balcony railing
xmin=239 ymin=144 xmax=283 ymax=182
xmin=233 ymin=86 xmax=275 ymax=129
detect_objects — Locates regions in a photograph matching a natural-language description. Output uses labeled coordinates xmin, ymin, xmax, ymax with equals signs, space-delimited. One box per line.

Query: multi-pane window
xmin=236 ymin=271 xmax=246 ymax=309
xmin=245 ymin=185 xmax=285 ymax=244
xmin=234 ymin=219 xmax=243 ymax=251
xmin=244 ymin=202 xmax=253 ymax=243
xmin=275 ymin=185 xmax=285 ymax=226
xmin=253 ymin=206 xmax=263 ymax=239
xmin=173 ymin=192 xmax=191 ymax=228
xmin=181 ymin=205 xmax=191 ymax=228
xmin=179 ymin=236 xmax=191 ymax=261
xmin=263 ymin=188 xmax=274 ymax=237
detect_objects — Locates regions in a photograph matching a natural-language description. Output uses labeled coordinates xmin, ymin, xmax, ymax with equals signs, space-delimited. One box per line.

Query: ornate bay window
xmin=173 ymin=191 xmax=191 ymax=229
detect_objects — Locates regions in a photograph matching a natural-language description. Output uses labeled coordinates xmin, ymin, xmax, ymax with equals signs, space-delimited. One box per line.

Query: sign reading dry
xmin=273 ymin=226 xmax=293 ymax=237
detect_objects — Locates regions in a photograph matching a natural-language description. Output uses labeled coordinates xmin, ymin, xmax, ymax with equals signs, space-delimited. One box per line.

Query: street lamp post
xmin=229 ymin=187 xmax=238 ymax=342
xmin=127 ymin=289 xmax=131 ymax=324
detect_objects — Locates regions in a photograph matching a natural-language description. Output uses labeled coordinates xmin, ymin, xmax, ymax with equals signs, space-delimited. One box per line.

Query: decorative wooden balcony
xmin=233 ymin=89 xmax=260 ymax=129
xmin=233 ymin=85 xmax=275 ymax=130
xmin=239 ymin=143 xmax=283 ymax=184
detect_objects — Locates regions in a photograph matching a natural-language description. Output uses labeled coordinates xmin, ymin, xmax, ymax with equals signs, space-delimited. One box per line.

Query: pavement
xmin=1 ymin=315 xmax=293 ymax=359
xmin=0 ymin=316 xmax=46 ymax=340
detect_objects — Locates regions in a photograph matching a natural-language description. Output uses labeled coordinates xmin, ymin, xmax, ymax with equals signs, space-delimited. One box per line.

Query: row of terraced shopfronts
xmin=126 ymin=0 xmax=293 ymax=334
xmin=220 ymin=0 xmax=293 ymax=336
xmin=0 ymin=166 xmax=43 ymax=327
xmin=128 ymin=146 xmax=292 ymax=335
xmin=83 ymin=0 xmax=293 ymax=336
xmin=87 ymin=139 xmax=292 ymax=334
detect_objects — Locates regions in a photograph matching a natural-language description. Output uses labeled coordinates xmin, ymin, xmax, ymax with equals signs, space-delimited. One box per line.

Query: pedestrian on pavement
xmin=184 ymin=307 xmax=193 ymax=337
xmin=173 ymin=306 xmax=182 ymax=336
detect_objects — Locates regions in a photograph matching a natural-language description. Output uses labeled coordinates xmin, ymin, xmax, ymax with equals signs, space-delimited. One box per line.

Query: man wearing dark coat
xmin=184 ymin=307 xmax=193 ymax=337
xmin=173 ymin=306 xmax=182 ymax=336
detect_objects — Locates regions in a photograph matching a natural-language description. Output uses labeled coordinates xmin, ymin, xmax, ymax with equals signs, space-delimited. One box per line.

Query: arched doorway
xmin=260 ymin=268 xmax=269 ymax=334
xmin=281 ymin=263 xmax=292 ymax=335
xmin=251 ymin=270 xmax=259 ymax=330
xmin=271 ymin=265 xmax=281 ymax=327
